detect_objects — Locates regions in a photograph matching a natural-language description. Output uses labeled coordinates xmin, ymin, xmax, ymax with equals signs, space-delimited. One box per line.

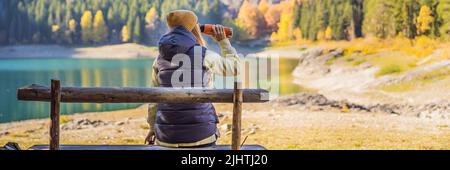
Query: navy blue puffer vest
xmin=155 ymin=26 xmax=218 ymax=144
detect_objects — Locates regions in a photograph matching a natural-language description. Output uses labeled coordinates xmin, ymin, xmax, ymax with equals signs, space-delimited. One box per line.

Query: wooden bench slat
xmin=17 ymin=84 xmax=269 ymax=103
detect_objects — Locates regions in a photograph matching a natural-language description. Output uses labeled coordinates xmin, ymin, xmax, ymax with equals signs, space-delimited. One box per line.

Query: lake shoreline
xmin=0 ymin=43 xmax=159 ymax=59
xmin=0 ymin=43 xmax=301 ymax=60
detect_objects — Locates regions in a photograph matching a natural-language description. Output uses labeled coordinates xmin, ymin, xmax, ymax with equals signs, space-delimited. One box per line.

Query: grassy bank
xmin=381 ymin=67 xmax=450 ymax=92
xmin=272 ymin=37 xmax=450 ymax=96
xmin=272 ymin=37 xmax=449 ymax=75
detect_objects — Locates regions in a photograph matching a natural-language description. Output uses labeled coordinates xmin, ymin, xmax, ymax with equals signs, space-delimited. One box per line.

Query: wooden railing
xmin=17 ymin=79 xmax=270 ymax=150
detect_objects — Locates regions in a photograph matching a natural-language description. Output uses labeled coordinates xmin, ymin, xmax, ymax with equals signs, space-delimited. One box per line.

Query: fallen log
xmin=17 ymin=84 xmax=269 ymax=103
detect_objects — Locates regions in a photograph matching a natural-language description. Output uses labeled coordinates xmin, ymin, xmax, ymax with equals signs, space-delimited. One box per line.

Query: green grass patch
xmin=366 ymin=51 xmax=420 ymax=73
xmin=60 ymin=116 xmax=73 ymax=124
xmin=325 ymin=52 xmax=347 ymax=65
xmin=352 ymin=59 xmax=366 ymax=66
xmin=123 ymin=138 xmax=141 ymax=143
xmin=9 ymin=133 xmax=29 ymax=138
xmin=407 ymin=63 xmax=418 ymax=68
xmin=381 ymin=81 xmax=416 ymax=92
xmin=325 ymin=58 xmax=337 ymax=65
xmin=381 ymin=67 xmax=450 ymax=92
xmin=345 ymin=57 xmax=355 ymax=62
xmin=420 ymin=68 xmax=450 ymax=81
xmin=376 ymin=65 xmax=403 ymax=77
xmin=140 ymin=124 xmax=150 ymax=129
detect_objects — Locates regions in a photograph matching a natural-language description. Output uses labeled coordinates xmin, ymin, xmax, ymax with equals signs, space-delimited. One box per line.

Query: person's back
xmin=146 ymin=10 xmax=240 ymax=147
xmin=155 ymin=25 xmax=219 ymax=146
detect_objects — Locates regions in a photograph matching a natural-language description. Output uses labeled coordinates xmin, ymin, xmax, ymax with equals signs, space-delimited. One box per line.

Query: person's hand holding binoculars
xmin=211 ymin=24 xmax=232 ymax=42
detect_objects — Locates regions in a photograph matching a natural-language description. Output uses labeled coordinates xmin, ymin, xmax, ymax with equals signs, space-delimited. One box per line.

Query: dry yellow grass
xmin=381 ymin=67 xmax=450 ymax=92
xmin=1 ymin=103 xmax=449 ymax=150
xmin=216 ymin=104 xmax=450 ymax=150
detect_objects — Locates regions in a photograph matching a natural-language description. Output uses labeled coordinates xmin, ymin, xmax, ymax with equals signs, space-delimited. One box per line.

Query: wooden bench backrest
xmin=17 ymin=79 xmax=269 ymax=150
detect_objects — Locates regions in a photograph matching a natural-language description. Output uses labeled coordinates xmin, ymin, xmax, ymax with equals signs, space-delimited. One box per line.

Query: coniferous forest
xmin=0 ymin=0 xmax=449 ymax=46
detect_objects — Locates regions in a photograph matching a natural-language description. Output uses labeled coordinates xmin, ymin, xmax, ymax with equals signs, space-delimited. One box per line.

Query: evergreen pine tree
xmin=133 ymin=17 xmax=141 ymax=43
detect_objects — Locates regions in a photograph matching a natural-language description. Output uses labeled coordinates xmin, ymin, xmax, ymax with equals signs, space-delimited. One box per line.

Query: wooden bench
xmin=17 ymin=79 xmax=269 ymax=150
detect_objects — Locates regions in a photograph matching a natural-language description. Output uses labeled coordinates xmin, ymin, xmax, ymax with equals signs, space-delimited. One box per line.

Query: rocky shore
xmin=272 ymin=93 xmax=450 ymax=119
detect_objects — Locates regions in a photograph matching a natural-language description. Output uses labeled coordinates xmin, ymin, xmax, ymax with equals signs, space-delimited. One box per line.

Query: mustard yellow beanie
xmin=166 ymin=10 xmax=198 ymax=31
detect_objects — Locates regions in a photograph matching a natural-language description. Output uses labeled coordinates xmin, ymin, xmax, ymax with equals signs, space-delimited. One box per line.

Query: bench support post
xmin=231 ymin=81 xmax=243 ymax=150
xmin=50 ymin=79 xmax=61 ymax=150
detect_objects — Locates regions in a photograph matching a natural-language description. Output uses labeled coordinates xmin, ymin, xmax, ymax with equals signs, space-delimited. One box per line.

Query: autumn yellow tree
xmin=416 ymin=5 xmax=434 ymax=35
xmin=271 ymin=0 xmax=296 ymax=42
xmin=145 ymin=7 xmax=160 ymax=44
xmin=258 ymin=0 xmax=269 ymax=14
xmin=65 ymin=19 xmax=77 ymax=44
xmin=145 ymin=7 xmax=158 ymax=28
xmin=325 ymin=26 xmax=333 ymax=40
xmin=316 ymin=30 xmax=325 ymax=41
xmin=93 ymin=10 xmax=109 ymax=43
xmin=80 ymin=11 xmax=93 ymax=43
xmin=68 ymin=19 xmax=77 ymax=33
xmin=121 ymin=25 xmax=130 ymax=43
xmin=51 ymin=25 xmax=60 ymax=33
xmin=293 ymin=28 xmax=302 ymax=40
xmin=236 ymin=0 xmax=266 ymax=40
xmin=51 ymin=24 xmax=61 ymax=42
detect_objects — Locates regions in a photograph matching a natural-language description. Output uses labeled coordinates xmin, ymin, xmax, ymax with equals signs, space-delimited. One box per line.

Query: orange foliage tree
xmin=236 ymin=0 xmax=266 ymax=40
xmin=264 ymin=3 xmax=283 ymax=32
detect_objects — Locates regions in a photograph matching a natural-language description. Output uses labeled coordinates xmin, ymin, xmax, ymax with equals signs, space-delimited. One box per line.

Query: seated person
xmin=145 ymin=10 xmax=240 ymax=147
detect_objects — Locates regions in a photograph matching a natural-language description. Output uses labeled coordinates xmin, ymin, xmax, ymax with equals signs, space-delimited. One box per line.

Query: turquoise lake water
xmin=0 ymin=58 xmax=301 ymax=123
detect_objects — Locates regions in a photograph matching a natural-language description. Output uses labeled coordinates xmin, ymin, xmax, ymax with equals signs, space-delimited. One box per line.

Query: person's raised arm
xmin=204 ymin=25 xmax=241 ymax=76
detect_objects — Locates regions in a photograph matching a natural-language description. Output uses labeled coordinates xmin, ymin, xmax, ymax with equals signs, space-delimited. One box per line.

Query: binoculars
xmin=200 ymin=24 xmax=233 ymax=37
